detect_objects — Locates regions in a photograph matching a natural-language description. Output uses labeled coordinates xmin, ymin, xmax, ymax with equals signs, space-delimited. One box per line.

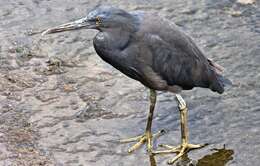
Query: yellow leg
xmin=153 ymin=94 xmax=207 ymax=164
xmin=149 ymin=154 xmax=157 ymax=166
xmin=120 ymin=89 xmax=165 ymax=153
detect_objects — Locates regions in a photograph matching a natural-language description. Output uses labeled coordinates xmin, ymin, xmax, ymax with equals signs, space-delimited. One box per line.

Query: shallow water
xmin=0 ymin=0 xmax=260 ymax=166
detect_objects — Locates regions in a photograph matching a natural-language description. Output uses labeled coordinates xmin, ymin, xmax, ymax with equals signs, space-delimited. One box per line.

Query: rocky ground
xmin=0 ymin=0 xmax=259 ymax=166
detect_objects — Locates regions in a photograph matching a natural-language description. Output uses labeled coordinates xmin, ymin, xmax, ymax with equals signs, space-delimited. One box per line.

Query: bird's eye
xmin=96 ymin=16 xmax=102 ymax=26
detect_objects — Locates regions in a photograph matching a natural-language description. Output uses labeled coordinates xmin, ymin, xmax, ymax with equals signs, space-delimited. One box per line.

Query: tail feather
xmin=207 ymin=58 xmax=232 ymax=94
xmin=217 ymin=74 xmax=232 ymax=87
xmin=212 ymin=74 xmax=232 ymax=94
xmin=207 ymin=58 xmax=224 ymax=74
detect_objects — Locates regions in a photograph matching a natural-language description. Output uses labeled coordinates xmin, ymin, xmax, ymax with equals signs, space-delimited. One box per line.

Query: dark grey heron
xmin=42 ymin=6 xmax=231 ymax=164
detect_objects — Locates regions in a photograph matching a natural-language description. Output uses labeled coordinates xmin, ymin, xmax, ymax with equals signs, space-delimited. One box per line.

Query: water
xmin=0 ymin=0 xmax=259 ymax=165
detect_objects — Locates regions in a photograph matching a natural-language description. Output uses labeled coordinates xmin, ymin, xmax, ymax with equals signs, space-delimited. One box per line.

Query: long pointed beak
xmin=42 ymin=17 xmax=93 ymax=36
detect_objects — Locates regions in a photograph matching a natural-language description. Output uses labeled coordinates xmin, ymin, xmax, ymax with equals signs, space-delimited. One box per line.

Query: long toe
xmin=152 ymin=145 xmax=181 ymax=155
xmin=153 ymin=143 xmax=207 ymax=165
xmin=169 ymin=143 xmax=207 ymax=164
xmin=120 ymin=130 xmax=166 ymax=153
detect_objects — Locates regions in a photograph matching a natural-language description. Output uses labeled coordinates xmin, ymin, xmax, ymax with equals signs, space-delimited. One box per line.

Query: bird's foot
xmin=120 ymin=129 xmax=166 ymax=154
xmin=153 ymin=143 xmax=208 ymax=164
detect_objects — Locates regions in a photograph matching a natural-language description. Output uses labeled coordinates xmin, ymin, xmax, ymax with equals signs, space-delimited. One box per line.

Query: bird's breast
xmin=95 ymin=32 xmax=105 ymax=41
xmin=93 ymin=32 xmax=108 ymax=49
xmin=93 ymin=32 xmax=118 ymax=65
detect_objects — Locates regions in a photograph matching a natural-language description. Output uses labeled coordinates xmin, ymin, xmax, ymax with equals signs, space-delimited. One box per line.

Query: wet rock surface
xmin=0 ymin=0 xmax=259 ymax=166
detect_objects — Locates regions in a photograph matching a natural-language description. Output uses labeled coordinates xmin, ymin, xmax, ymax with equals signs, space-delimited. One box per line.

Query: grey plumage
xmin=90 ymin=6 xmax=230 ymax=94
xmin=42 ymin=5 xmax=231 ymax=93
xmin=42 ymin=6 xmax=232 ymax=93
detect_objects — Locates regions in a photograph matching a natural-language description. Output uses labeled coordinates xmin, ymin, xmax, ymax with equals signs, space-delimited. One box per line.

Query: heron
xmin=42 ymin=6 xmax=231 ymax=164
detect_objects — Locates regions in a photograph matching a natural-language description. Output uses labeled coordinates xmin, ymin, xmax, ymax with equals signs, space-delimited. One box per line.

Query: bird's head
xmin=42 ymin=6 xmax=138 ymax=35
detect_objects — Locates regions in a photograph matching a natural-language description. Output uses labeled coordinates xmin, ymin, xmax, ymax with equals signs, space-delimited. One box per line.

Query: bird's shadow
xmin=149 ymin=145 xmax=234 ymax=166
